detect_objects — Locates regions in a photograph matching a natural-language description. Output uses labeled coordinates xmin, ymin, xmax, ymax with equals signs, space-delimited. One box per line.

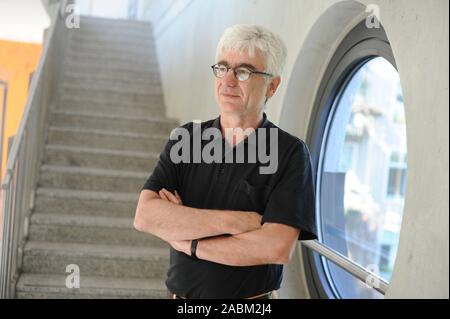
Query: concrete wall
xmin=0 ymin=0 xmax=50 ymax=43
xmin=76 ymin=0 xmax=178 ymax=23
xmin=77 ymin=0 xmax=130 ymax=19
xmin=135 ymin=0 xmax=175 ymax=24
xmin=152 ymin=0 xmax=449 ymax=298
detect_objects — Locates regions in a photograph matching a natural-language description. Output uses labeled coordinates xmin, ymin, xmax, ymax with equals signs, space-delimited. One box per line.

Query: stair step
xmin=56 ymin=100 xmax=164 ymax=117
xmin=22 ymin=242 xmax=169 ymax=279
xmin=64 ymin=70 xmax=160 ymax=86
xmin=79 ymin=16 xmax=153 ymax=30
xmin=70 ymin=27 xmax=153 ymax=40
xmin=62 ymin=83 xmax=162 ymax=105
xmin=68 ymin=48 xmax=154 ymax=60
xmin=16 ymin=273 xmax=166 ymax=299
xmin=68 ymin=43 xmax=155 ymax=59
xmin=62 ymin=81 xmax=161 ymax=95
xmin=65 ymin=53 xmax=158 ymax=71
xmin=38 ymin=164 xmax=150 ymax=193
xmin=60 ymin=94 xmax=163 ymax=109
xmin=47 ymin=126 xmax=167 ymax=152
xmin=73 ymin=27 xmax=153 ymax=39
xmin=66 ymin=51 xmax=156 ymax=68
xmin=62 ymin=75 xmax=160 ymax=94
xmin=65 ymin=54 xmax=158 ymax=71
xmin=44 ymin=144 xmax=159 ymax=172
xmin=79 ymin=25 xmax=152 ymax=36
xmin=74 ymin=29 xmax=152 ymax=41
xmin=49 ymin=110 xmax=176 ymax=135
xmin=71 ymin=28 xmax=153 ymax=41
xmin=49 ymin=109 xmax=170 ymax=122
xmin=73 ymin=19 xmax=153 ymax=35
xmin=64 ymin=62 xmax=158 ymax=80
xmin=71 ymin=26 xmax=153 ymax=37
xmin=34 ymin=188 xmax=139 ymax=217
xmin=70 ymin=34 xmax=154 ymax=49
xmin=61 ymin=75 xmax=162 ymax=93
xmin=29 ymin=213 xmax=167 ymax=247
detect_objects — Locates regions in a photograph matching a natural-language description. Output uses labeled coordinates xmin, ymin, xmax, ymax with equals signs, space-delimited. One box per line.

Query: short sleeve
xmin=261 ymin=140 xmax=317 ymax=240
xmin=141 ymin=138 xmax=178 ymax=194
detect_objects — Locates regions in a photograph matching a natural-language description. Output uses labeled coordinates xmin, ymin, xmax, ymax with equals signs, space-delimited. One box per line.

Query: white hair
xmin=215 ymin=24 xmax=287 ymax=77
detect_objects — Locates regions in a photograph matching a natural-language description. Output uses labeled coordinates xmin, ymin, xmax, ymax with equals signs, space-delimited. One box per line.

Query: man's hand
xmin=158 ymin=188 xmax=262 ymax=235
xmin=138 ymin=187 xmax=263 ymax=246
xmin=169 ymin=239 xmax=191 ymax=256
xmin=231 ymin=211 xmax=262 ymax=234
xmin=159 ymin=188 xmax=183 ymax=205
xmin=158 ymin=189 xmax=192 ymax=254
xmin=157 ymin=188 xmax=260 ymax=257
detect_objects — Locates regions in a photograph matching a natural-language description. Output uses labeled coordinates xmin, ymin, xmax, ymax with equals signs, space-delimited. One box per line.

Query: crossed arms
xmin=134 ymin=188 xmax=300 ymax=266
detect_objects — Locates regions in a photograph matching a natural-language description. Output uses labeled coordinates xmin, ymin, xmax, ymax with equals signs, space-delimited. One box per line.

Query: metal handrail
xmin=302 ymin=240 xmax=389 ymax=295
xmin=0 ymin=0 xmax=71 ymax=298
xmin=0 ymin=80 xmax=8 ymax=182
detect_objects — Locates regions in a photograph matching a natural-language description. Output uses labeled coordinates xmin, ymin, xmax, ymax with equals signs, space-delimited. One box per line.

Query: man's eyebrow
xmin=217 ymin=60 xmax=257 ymax=71
xmin=237 ymin=63 xmax=257 ymax=71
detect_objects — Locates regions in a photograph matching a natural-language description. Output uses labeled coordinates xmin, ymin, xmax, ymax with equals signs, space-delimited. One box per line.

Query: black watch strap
xmin=191 ymin=239 xmax=199 ymax=260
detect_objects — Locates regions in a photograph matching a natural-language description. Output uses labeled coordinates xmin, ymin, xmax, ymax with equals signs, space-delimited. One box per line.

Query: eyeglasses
xmin=211 ymin=63 xmax=272 ymax=82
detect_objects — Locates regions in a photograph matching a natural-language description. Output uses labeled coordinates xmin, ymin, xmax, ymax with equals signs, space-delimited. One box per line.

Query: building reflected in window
xmin=319 ymin=57 xmax=407 ymax=298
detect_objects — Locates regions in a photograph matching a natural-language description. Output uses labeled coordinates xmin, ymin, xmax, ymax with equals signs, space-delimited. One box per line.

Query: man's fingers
xmin=165 ymin=189 xmax=180 ymax=204
xmin=159 ymin=190 xmax=169 ymax=201
xmin=174 ymin=190 xmax=183 ymax=204
xmin=161 ymin=188 xmax=181 ymax=204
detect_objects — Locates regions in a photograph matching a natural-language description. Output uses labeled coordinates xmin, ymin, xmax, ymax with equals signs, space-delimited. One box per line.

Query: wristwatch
xmin=191 ymin=239 xmax=199 ymax=260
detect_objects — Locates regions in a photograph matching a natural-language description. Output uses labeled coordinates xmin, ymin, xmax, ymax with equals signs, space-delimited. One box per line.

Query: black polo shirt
xmin=141 ymin=112 xmax=317 ymax=299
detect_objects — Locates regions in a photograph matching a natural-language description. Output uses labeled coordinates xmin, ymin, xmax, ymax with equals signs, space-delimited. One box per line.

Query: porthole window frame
xmin=303 ymin=19 xmax=402 ymax=299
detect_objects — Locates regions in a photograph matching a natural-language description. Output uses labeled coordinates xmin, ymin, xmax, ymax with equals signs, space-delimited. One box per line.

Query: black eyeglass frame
xmin=211 ymin=63 xmax=273 ymax=81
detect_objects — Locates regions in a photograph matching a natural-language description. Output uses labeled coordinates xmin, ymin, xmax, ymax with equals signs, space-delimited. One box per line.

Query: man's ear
xmin=266 ymin=76 xmax=281 ymax=99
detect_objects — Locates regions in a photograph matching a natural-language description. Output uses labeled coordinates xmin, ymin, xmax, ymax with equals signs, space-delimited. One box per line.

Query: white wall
xmin=76 ymin=0 xmax=178 ymax=23
xmin=136 ymin=0 xmax=176 ymax=24
xmin=0 ymin=0 xmax=50 ymax=43
xmin=152 ymin=0 xmax=449 ymax=298
xmin=77 ymin=0 xmax=130 ymax=19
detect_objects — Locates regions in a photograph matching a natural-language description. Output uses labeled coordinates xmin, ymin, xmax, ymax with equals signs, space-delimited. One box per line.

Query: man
xmin=134 ymin=24 xmax=317 ymax=299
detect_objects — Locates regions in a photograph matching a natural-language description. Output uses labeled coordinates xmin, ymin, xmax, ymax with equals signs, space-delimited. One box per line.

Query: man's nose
xmin=222 ymin=69 xmax=238 ymax=86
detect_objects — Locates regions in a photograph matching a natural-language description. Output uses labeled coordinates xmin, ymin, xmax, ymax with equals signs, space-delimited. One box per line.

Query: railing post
xmin=0 ymin=80 xmax=8 ymax=183
xmin=0 ymin=1 xmax=65 ymax=298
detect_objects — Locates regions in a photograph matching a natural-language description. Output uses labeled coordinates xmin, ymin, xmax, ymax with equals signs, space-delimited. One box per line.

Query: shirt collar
xmin=211 ymin=112 xmax=269 ymax=145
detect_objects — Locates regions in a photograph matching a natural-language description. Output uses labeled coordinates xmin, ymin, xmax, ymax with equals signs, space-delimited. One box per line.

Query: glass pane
xmin=318 ymin=57 xmax=407 ymax=298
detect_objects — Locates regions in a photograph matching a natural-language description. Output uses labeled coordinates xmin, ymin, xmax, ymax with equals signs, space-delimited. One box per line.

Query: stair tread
xmin=64 ymin=61 xmax=158 ymax=73
xmin=24 ymin=241 xmax=168 ymax=259
xmin=67 ymin=51 xmax=154 ymax=60
xmin=69 ymin=42 xmax=154 ymax=51
xmin=36 ymin=187 xmax=138 ymax=201
xmin=63 ymin=82 xmax=160 ymax=94
xmin=17 ymin=273 xmax=165 ymax=291
xmin=48 ymin=125 xmax=168 ymax=139
xmin=63 ymin=71 xmax=159 ymax=82
xmin=40 ymin=164 xmax=149 ymax=178
xmin=50 ymin=109 xmax=175 ymax=123
xmin=59 ymin=98 xmax=162 ymax=109
xmin=30 ymin=213 xmax=134 ymax=228
xmin=45 ymin=144 xmax=160 ymax=158
xmin=80 ymin=15 xmax=152 ymax=27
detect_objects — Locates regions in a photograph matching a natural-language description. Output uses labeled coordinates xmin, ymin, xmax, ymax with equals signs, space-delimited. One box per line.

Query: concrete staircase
xmin=15 ymin=16 xmax=176 ymax=298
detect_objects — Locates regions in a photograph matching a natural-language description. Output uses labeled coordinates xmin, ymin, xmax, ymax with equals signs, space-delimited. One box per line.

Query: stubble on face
xmin=214 ymin=49 xmax=268 ymax=120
